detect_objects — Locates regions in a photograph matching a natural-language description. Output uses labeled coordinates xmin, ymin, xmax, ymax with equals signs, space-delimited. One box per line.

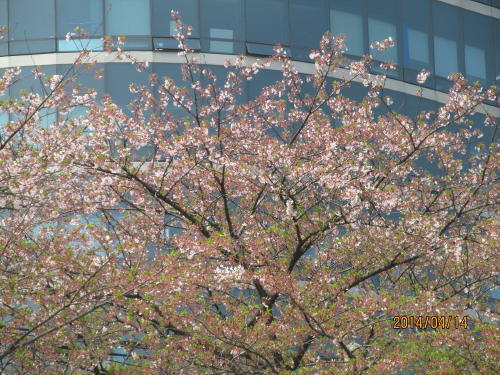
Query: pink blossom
xmin=370 ymin=36 xmax=395 ymax=51
xmin=417 ymin=69 xmax=431 ymax=84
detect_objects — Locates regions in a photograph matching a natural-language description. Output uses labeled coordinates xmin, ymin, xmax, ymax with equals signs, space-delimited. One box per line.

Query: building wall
xmin=0 ymin=0 xmax=498 ymax=93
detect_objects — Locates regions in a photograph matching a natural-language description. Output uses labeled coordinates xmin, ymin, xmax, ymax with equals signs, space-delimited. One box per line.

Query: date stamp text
xmin=393 ymin=315 xmax=468 ymax=329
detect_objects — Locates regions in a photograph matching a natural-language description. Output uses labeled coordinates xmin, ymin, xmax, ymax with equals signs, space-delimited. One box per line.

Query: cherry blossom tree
xmin=0 ymin=14 xmax=498 ymax=375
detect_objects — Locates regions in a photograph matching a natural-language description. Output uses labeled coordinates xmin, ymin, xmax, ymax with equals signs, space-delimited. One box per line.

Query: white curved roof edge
xmin=437 ymin=0 xmax=500 ymax=18
xmin=0 ymin=51 xmax=498 ymax=117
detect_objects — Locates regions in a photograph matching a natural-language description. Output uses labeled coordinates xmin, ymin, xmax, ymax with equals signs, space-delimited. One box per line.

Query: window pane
xmin=105 ymin=63 xmax=150 ymax=110
xmin=367 ymin=0 xmax=399 ymax=64
xmin=434 ymin=37 xmax=458 ymax=77
xmin=9 ymin=0 xmax=55 ymax=40
xmin=246 ymin=42 xmax=290 ymax=56
xmin=201 ymin=0 xmax=243 ymax=54
xmin=153 ymin=62 xmax=185 ymax=119
xmin=464 ymin=11 xmax=492 ymax=85
xmin=115 ymin=37 xmax=151 ymax=50
xmin=0 ymin=0 xmax=7 ymax=34
xmin=152 ymin=0 xmax=199 ymax=38
xmin=56 ymin=0 xmax=103 ymax=38
xmin=330 ymin=0 xmax=364 ymax=57
xmin=154 ymin=38 xmax=200 ymax=51
xmin=58 ymin=38 xmax=103 ymax=52
xmin=246 ymin=0 xmax=288 ymax=45
xmin=402 ymin=0 xmax=431 ymax=70
xmin=496 ymin=19 xmax=500 ymax=86
xmin=248 ymin=70 xmax=282 ymax=100
xmin=105 ymin=0 xmax=150 ymax=36
xmin=0 ymin=0 xmax=6 ymax=55
xmin=9 ymin=66 xmax=57 ymax=128
xmin=290 ymin=0 xmax=327 ymax=59
xmin=9 ymin=40 xmax=55 ymax=55
xmin=433 ymin=2 xmax=461 ymax=79
xmin=56 ymin=64 xmax=105 ymax=125
xmin=204 ymin=65 xmax=248 ymax=105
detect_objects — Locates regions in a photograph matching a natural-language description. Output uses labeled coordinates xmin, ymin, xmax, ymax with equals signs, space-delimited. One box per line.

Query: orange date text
xmin=392 ymin=315 xmax=468 ymax=329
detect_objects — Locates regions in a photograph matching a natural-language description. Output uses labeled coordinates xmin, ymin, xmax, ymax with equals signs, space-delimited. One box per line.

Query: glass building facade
xmin=0 ymin=0 xmax=498 ymax=366
xmin=0 ymin=0 xmax=498 ymax=91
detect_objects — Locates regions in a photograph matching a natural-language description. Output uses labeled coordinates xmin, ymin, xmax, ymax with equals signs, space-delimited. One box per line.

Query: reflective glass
xmin=0 ymin=111 xmax=7 ymax=127
xmin=56 ymin=64 xmax=105 ymax=125
xmin=290 ymin=0 xmax=328 ymax=60
xmin=248 ymin=70 xmax=282 ymax=100
xmin=58 ymin=38 xmax=103 ymax=52
xmin=0 ymin=0 xmax=7 ymax=36
xmin=106 ymin=63 xmax=152 ymax=160
xmin=0 ymin=8 xmax=7 ymax=122
xmin=9 ymin=40 xmax=56 ymax=55
xmin=496 ymin=19 xmax=500 ymax=86
xmin=0 ymin=0 xmax=6 ymax=55
xmin=201 ymin=0 xmax=243 ymax=54
xmin=401 ymin=94 xmax=437 ymax=121
xmin=402 ymin=0 xmax=431 ymax=70
xmin=153 ymin=62 xmax=184 ymax=116
xmin=152 ymin=0 xmax=199 ymax=38
xmin=105 ymin=0 xmax=150 ymax=36
xmin=367 ymin=0 xmax=399 ymax=64
xmin=464 ymin=11 xmax=492 ymax=85
xmin=373 ymin=89 xmax=405 ymax=118
xmin=246 ymin=43 xmax=290 ymax=57
xmin=154 ymin=63 xmax=183 ymax=86
xmin=433 ymin=2 xmax=461 ymax=79
xmin=57 ymin=64 xmax=104 ymax=99
xmin=9 ymin=66 xmax=57 ymax=128
xmin=115 ymin=37 xmax=152 ymax=50
xmin=105 ymin=63 xmax=150 ymax=110
xmin=8 ymin=0 xmax=55 ymax=53
xmin=246 ymin=0 xmax=288 ymax=45
xmin=154 ymin=38 xmax=200 ymax=51
xmin=56 ymin=0 xmax=103 ymax=38
xmin=330 ymin=0 xmax=364 ymax=57
xmin=201 ymin=65 xmax=248 ymax=106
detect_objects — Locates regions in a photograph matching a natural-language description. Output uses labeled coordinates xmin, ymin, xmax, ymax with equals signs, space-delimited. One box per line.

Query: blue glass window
xmin=56 ymin=64 xmax=105 ymax=124
xmin=152 ymin=0 xmax=199 ymax=38
xmin=58 ymin=38 xmax=103 ymax=52
xmin=105 ymin=0 xmax=150 ymax=36
xmin=56 ymin=0 xmax=103 ymax=38
xmin=0 ymin=0 xmax=7 ymax=56
xmin=153 ymin=63 xmax=186 ymax=119
xmin=248 ymin=70 xmax=282 ymax=100
xmin=105 ymin=63 xmax=150 ymax=111
xmin=464 ymin=11 xmax=493 ymax=85
xmin=246 ymin=0 xmax=289 ymax=45
xmin=153 ymin=38 xmax=200 ymax=51
xmin=496 ymin=19 xmax=500 ymax=86
xmin=8 ymin=0 xmax=55 ymax=54
xmin=0 ymin=0 xmax=7 ymax=123
xmin=201 ymin=0 xmax=243 ymax=54
xmin=9 ymin=66 xmax=57 ymax=128
xmin=433 ymin=2 xmax=462 ymax=79
xmin=367 ymin=0 xmax=399 ymax=65
xmin=204 ymin=65 xmax=248 ymax=105
xmin=402 ymin=0 xmax=431 ymax=71
xmin=246 ymin=43 xmax=290 ymax=57
xmin=290 ymin=0 xmax=328 ymax=60
xmin=330 ymin=0 xmax=364 ymax=57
